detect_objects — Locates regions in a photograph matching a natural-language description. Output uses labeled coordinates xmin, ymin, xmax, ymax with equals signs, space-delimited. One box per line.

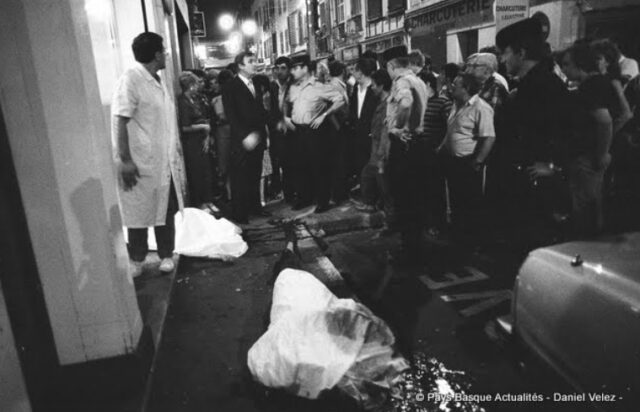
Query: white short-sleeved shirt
xmin=111 ymin=63 xmax=185 ymax=228
xmin=443 ymin=94 xmax=495 ymax=157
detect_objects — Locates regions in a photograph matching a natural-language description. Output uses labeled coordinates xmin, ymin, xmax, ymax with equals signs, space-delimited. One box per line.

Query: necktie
xmin=247 ymin=80 xmax=256 ymax=97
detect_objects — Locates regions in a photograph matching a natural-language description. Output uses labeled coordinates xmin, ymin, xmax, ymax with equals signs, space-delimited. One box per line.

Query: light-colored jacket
xmin=111 ymin=63 xmax=185 ymax=228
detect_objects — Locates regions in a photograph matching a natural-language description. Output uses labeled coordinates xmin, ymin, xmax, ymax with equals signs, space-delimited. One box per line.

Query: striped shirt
xmin=421 ymin=94 xmax=453 ymax=148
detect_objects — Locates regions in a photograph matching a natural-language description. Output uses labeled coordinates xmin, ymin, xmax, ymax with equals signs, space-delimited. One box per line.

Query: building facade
xmin=250 ymin=0 xmax=640 ymax=71
xmin=1 ymin=0 xmax=193 ymax=409
xmin=406 ymin=0 xmax=640 ymax=70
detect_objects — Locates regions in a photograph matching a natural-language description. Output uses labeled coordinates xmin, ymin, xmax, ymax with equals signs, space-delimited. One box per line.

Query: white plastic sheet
xmin=247 ymin=269 xmax=407 ymax=404
xmin=174 ymin=208 xmax=248 ymax=260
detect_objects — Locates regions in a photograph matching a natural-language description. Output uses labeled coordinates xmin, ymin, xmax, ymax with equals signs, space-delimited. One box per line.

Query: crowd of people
xmin=113 ymin=17 xmax=640 ymax=273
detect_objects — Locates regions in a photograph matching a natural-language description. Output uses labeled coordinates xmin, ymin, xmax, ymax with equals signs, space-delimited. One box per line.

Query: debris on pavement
xmin=388 ymin=352 xmax=486 ymax=412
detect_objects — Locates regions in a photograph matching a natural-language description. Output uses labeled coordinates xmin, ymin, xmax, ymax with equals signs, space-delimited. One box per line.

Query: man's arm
xmin=389 ymin=79 xmax=413 ymax=136
xmin=310 ymin=85 xmax=346 ymax=129
xmin=611 ymin=80 xmax=633 ymax=134
xmin=471 ymin=135 xmax=496 ymax=169
xmin=471 ymin=103 xmax=496 ymax=169
xmin=592 ymin=108 xmax=613 ymax=170
xmin=113 ymin=115 xmax=139 ymax=190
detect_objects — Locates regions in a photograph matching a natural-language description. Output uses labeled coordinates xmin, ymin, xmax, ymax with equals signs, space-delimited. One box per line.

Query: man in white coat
xmin=112 ymin=32 xmax=185 ymax=277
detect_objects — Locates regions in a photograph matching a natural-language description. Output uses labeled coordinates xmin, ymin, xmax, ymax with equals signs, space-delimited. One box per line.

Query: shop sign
xmin=495 ymin=0 xmax=529 ymax=32
xmin=365 ymin=34 xmax=405 ymax=53
xmin=407 ymin=0 xmax=495 ymax=35
xmin=191 ymin=11 xmax=206 ymax=37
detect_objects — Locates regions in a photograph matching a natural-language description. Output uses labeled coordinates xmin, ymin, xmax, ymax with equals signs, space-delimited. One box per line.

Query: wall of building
xmin=0 ymin=279 xmax=31 ymax=412
xmin=0 ymin=0 xmax=186 ymax=368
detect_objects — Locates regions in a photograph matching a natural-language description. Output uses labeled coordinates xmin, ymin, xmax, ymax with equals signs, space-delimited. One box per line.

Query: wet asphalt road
xmin=144 ymin=219 xmax=612 ymax=412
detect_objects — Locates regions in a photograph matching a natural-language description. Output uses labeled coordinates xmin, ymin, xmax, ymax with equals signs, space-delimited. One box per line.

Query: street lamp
xmin=218 ymin=13 xmax=234 ymax=31
xmin=241 ymin=20 xmax=257 ymax=37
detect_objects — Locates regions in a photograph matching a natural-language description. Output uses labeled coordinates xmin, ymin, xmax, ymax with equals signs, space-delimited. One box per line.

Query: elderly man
xmin=384 ymin=45 xmax=429 ymax=264
xmin=439 ymin=73 xmax=496 ymax=244
xmin=287 ymin=54 xmax=347 ymax=213
xmin=465 ymin=53 xmax=508 ymax=109
xmin=112 ymin=32 xmax=185 ymax=277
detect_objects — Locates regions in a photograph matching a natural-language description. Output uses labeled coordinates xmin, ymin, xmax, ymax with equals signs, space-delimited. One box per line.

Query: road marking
xmin=419 ymin=266 xmax=489 ymax=290
xmin=441 ymin=290 xmax=512 ymax=317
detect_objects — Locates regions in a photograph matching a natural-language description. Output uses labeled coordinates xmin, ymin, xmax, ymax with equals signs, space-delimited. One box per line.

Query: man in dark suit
xmin=222 ymin=51 xmax=268 ymax=223
xmin=349 ymin=58 xmax=379 ymax=187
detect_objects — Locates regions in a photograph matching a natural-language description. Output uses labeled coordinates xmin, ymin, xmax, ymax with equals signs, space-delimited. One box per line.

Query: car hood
xmin=533 ymin=232 xmax=640 ymax=284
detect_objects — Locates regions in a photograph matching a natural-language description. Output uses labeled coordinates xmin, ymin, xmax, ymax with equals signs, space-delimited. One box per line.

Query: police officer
xmin=383 ymin=45 xmax=429 ymax=264
xmin=286 ymin=54 xmax=347 ymax=212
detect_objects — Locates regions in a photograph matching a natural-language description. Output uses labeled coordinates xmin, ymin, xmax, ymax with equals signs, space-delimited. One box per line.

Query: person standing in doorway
xmin=222 ymin=51 xmax=269 ymax=224
xmin=112 ymin=32 xmax=185 ymax=277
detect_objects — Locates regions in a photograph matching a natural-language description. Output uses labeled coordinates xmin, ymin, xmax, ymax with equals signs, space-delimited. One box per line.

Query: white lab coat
xmin=111 ymin=64 xmax=185 ymax=228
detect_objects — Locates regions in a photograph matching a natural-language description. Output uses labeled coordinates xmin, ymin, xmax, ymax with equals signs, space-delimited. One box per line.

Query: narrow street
xmin=140 ymin=201 xmax=580 ymax=412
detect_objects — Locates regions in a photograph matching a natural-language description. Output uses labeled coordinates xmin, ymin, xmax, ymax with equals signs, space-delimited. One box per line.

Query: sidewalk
xmin=139 ymin=200 xmax=383 ymax=412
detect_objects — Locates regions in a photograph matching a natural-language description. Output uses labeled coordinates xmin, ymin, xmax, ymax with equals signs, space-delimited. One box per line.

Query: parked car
xmin=512 ymin=232 xmax=640 ymax=411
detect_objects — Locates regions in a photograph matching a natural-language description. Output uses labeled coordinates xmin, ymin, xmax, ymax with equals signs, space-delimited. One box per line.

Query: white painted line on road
xmin=441 ymin=290 xmax=511 ymax=302
xmin=419 ymin=266 xmax=489 ymax=290
xmin=314 ymin=255 xmax=344 ymax=285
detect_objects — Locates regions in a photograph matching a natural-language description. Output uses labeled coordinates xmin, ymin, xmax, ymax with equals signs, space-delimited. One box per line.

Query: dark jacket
xmin=504 ymin=62 xmax=571 ymax=165
xmin=349 ymin=84 xmax=378 ymax=138
xmin=221 ymin=75 xmax=268 ymax=154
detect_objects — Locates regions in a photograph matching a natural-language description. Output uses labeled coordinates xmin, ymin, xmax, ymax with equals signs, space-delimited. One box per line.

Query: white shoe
xmin=159 ymin=257 xmax=175 ymax=273
xmin=129 ymin=260 xmax=144 ymax=278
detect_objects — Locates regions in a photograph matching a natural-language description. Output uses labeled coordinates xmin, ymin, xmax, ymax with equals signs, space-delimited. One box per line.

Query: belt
xmin=292 ymin=122 xmax=311 ymax=129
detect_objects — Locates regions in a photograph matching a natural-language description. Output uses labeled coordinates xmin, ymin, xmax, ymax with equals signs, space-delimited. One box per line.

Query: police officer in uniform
xmin=383 ymin=46 xmax=429 ymax=264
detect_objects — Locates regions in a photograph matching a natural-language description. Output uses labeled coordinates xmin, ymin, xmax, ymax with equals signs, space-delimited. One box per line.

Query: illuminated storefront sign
xmin=407 ymin=0 xmax=495 ymax=34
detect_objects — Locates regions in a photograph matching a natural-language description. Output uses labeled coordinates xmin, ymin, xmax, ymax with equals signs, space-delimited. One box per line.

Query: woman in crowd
xmin=178 ymin=71 xmax=216 ymax=211
xmin=211 ymin=69 xmax=234 ymax=201
xmin=252 ymin=73 xmax=274 ymax=205
xmin=590 ymin=39 xmax=633 ymax=135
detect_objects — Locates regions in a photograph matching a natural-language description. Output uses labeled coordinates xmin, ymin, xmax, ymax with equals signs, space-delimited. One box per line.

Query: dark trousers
xmin=230 ymin=147 xmax=264 ymax=221
xmin=128 ymin=182 xmax=178 ymax=261
xmin=268 ymin=128 xmax=285 ymax=195
xmin=424 ymin=149 xmax=447 ymax=231
xmin=441 ymin=155 xmax=486 ymax=239
xmin=294 ymin=123 xmax=331 ymax=206
xmin=278 ymin=130 xmax=297 ymax=202
xmin=569 ymin=156 xmax=605 ymax=237
xmin=361 ymin=163 xmax=394 ymax=218
xmin=181 ymin=135 xmax=214 ymax=206
xmin=330 ymin=125 xmax=350 ymax=203
xmin=388 ymin=138 xmax=431 ymax=254
xmin=354 ymin=131 xmax=372 ymax=180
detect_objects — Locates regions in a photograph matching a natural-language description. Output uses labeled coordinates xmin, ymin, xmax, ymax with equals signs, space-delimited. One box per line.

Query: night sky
xmin=198 ymin=0 xmax=254 ymax=41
